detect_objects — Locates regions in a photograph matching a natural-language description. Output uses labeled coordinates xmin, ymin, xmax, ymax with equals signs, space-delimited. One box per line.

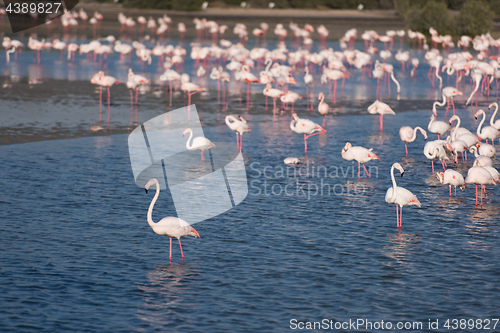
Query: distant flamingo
xmin=367 ymin=100 xmax=395 ymax=132
xmin=341 ymin=142 xmax=380 ymax=180
xmin=432 ymin=86 xmax=462 ymax=117
xmin=160 ymin=69 xmax=181 ymax=106
xmin=225 ymin=115 xmax=251 ymax=152
xmin=263 ymin=84 xmax=285 ymax=113
xmin=144 ymin=178 xmax=200 ymax=261
xmin=290 ymin=113 xmax=326 ymax=156
xmin=180 ymin=74 xmax=203 ymax=108
xmin=385 ymin=163 xmax=421 ymax=228
xmin=317 ymin=92 xmax=329 ymax=127
xmin=304 ymin=66 xmax=314 ymax=110
xmin=399 ymin=126 xmax=427 ymax=156
xmin=90 ymin=71 xmax=120 ymax=124
xmin=183 ymin=128 xmax=216 ymax=162
xmin=127 ymin=69 xmax=150 ymax=106
xmin=280 ymin=91 xmax=302 ymax=114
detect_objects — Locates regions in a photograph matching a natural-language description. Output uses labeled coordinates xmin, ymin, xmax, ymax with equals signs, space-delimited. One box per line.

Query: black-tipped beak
xmin=145 ymin=189 xmax=148 ymax=194
xmin=475 ymin=116 xmax=478 ymax=120
xmin=425 ymin=137 xmax=427 ymax=141
xmin=401 ymin=172 xmax=404 ymax=177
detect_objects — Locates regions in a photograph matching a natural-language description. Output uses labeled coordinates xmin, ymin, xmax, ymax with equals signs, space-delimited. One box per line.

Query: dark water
xmin=1 ymin=31 xmax=500 ymax=332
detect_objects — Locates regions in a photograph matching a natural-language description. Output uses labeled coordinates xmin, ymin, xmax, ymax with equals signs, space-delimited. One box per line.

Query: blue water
xmin=1 ymin=26 xmax=500 ymax=333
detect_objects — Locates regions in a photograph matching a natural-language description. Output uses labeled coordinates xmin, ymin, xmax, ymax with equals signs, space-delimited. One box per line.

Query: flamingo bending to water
xmin=436 ymin=170 xmax=465 ymax=197
xmin=144 ymin=178 xmax=200 ymax=260
xmin=367 ymin=100 xmax=395 ymax=132
xmin=399 ymin=126 xmax=427 ymax=156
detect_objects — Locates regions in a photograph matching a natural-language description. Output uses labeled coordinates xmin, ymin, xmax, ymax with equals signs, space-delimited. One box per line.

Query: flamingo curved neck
xmin=390 ymin=165 xmax=398 ymax=202
xmin=477 ymin=112 xmax=485 ymax=137
xmin=147 ymin=180 xmax=160 ymax=231
xmin=290 ymin=119 xmax=298 ymax=131
xmin=413 ymin=127 xmax=424 ymax=141
xmin=490 ymin=104 xmax=498 ymax=126
xmin=185 ymin=129 xmax=194 ymax=150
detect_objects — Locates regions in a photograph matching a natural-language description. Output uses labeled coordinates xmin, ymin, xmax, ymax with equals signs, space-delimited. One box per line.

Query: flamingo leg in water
xmin=358 ymin=161 xmax=361 ymax=180
xmin=178 ymin=239 xmax=184 ymax=258
xmin=379 ymin=114 xmax=383 ymax=132
xmin=236 ymin=133 xmax=239 ymax=151
xmin=400 ymin=206 xmax=403 ymax=228
xmin=99 ymin=86 xmax=102 ymax=122
xmin=130 ymin=90 xmax=134 ymax=109
xmin=169 ymin=237 xmax=172 ymax=260
xmin=240 ymin=133 xmax=243 ymax=151
xmin=303 ymin=130 xmax=327 ymax=156
xmin=107 ymin=87 xmax=111 ymax=126
xmin=363 ymin=163 xmax=370 ymax=178
xmin=431 ymin=160 xmax=435 ymax=174
xmin=449 ymin=185 xmax=452 ymax=197
xmin=475 ymin=184 xmax=478 ymax=206
xmin=455 ymin=186 xmax=457 ymax=197
xmin=201 ymin=151 xmax=205 ymax=162
xmin=405 ymin=142 xmax=408 ymax=156
xmin=135 ymin=88 xmax=139 ymax=105
xmin=396 ymin=205 xmax=399 ymax=228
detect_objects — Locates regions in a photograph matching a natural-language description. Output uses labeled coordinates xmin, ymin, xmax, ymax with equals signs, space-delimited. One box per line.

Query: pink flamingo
xmin=225 ymin=115 xmax=251 ymax=152
xmin=436 ymin=170 xmax=466 ymax=197
xmin=367 ymin=100 xmax=395 ymax=132
xmin=127 ymin=69 xmax=150 ymax=106
xmin=91 ymin=71 xmax=120 ymax=125
xmin=290 ymin=113 xmax=326 ymax=156
xmin=399 ymin=126 xmax=428 ymax=156
xmin=317 ymin=92 xmax=329 ymax=127
xmin=145 ymin=178 xmax=200 ymax=261
xmin=432 ymin=86 xmax=463 ymax=117
xmin=263 ymin=84 xmax=285 ymax=113
xmin=465 ymin=166 xmax=497 ymax=207
xmin=341 ymin=142 xmax=381 ymax=180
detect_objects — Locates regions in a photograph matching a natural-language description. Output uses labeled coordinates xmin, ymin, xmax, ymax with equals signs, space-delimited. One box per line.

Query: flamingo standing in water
xmin=280 ymin=91 xmax=302 ymax=114
xmin=127 ymin=69 xmax=150 ymax=106
xmin=239 ymin=65 xmax=260 ymax=107
xmin=263 ymin=84 xmax=285 ymax=113
xmin=428 ymin=114 xmax=450 ymax=139
xmin=465 ymin=166 xmax=497 ymax=207
xmin=225 ymin=115 xmax=251 ymax=152
xmin=385 ymin=163 xmax=421 ymax=228
xmin=341 ymin=142 xmax=380 ymax=180
xmin=432 ymin=86 xmax=462 ymax=117
xmin=304 ymin=66 xmax=314 ymax=110
xmin=183 ymin=128 xmax=216 ymax=162
xmin=367 ymin=100 xmax=395 ymax=132
xmin=160 ymin=68 xmax=181 ymax=106
xmin=489 ymin=102 xmax=500 ymax=144
xmin=144 ymin=178 xmax=200 ymax=261
xmin=90 ymin=71 xmax=120 ymax=124
xmin=290 ymin=113 xmax=326 ymax=156
xmin=399 ymin=126 xmax=427 ymax=156
xmin=436 ymin=169 xmax=465 ymax=197
xmin=317 ymin=92 xmax=329 ymax=127
xmin=475 ymin=109 xmax=499 ymax=145
xmin=180 ymin=74 xmax=203 ymax=108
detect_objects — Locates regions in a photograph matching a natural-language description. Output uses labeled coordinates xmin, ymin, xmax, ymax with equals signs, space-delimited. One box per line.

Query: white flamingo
xmin=144 ymin=178 xmax=200 ymax=260
xmin=183 ymin=128 xmax=216 ymax=162
xmin=341 ymin=142 xmax=380 ymax=180
xmin=385 ymin=163 xmax=421 ymax=228
xmin=225 ymin=115 xmax=251 ymax=151
xmin=399 ymin=126 xmax=427 ymax=156
xmin=436 ymin=169 xmax=465 ymax=197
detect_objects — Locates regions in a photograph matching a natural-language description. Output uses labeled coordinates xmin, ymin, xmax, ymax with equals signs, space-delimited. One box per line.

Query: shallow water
xmin=1 ymin=31 xmax=500 ymax=332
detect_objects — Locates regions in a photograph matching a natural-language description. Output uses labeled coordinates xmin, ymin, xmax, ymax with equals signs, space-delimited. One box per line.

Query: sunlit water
xmin=1 ymin=29 xmax=500 ymax=332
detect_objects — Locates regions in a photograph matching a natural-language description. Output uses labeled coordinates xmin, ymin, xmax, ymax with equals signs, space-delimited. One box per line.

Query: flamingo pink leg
xmin=179 ymin=239 xmax=184 ymax=258
xmin=400 ymin=206 xmax=403 ymax=228
xmin=358 ymin=161 xmax=361 ymax=180
xmin=363 ymin=163 xmax=370 ymax=178
xmin=396 ymin=205 xmax=399 ymax=227
xmin=405 ymin=142 xmax=408 ymax=156
xmin=201 ymin=151 xmax=205 ymax=162
xmin=236 ymin=133 xmax=239 ymax=151
xmin=475 ymin=184 xmax=478 ymax=206
xmin=379 ymin=114 xmax=383 ymax=132
xmin=449 ymin=185 xmax=452 ymax=197
xmin=169 ymin=237 xmax=172 ymax=260
xmin=107 ymin=87 xmax=111 ymax=125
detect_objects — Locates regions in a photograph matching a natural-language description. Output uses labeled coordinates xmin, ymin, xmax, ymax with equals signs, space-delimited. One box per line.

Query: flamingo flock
xmin=5 ymin=13 xmax=500 ymax=254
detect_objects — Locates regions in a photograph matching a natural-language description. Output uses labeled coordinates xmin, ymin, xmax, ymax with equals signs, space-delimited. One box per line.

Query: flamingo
xmin=144 ymin=178 xmax=200 ymax=260
xmin=399 ymin=126 xmax=427 ymax=156
xmin=284 ymin=157 xmax=300 ymax=165
xmin=263 ymin=84 xmax=285 ymax=113
xmin=90 ymin=71 xmax=120 ymax=124
xmin=367 ymin=100 xmax=395 ymax=132
xmin=183 ymin=128 xmax=216 ymax=162
xmin=475 ymin=109 xmax=499 ymax=145
xmin=436 ymin=170 xmax=466 ymax=197
xmin=180 ymin=74 xmax=203 ymax=108
xmin=160 ymin=69 xmax=181 ymax=106
xmin=465 ymin=71 xmax=483 ymax=107
xmin=385 ymin=163 xmax=421 ymax=228
xmin=470 ymin=146 xmax=493 ymax=168
xmin=127 ymin=69 xmax=150 ymax=106
xmin=424 ymin=140 xmax=451 ymax=174
xmin=280 ymin=91 xmax=302 ymax=114
xmin=304 ymin=66 xmax=314 ymax=110
xmin=341 ymin=142 xmax=380 ymax=180
xmin=225 ymin=115 xmax=251 ymax=152
xmin=465 ymin=166 xmax=497 ymax=207
xmin=239 ymin=65 xmax=260 ymax=107
xmin=489 ymin=103 xmax=500 ymax=140
xmin=428 ymin=114 xmax=450 ymax=139
xmin=317 ymin=92 xmax=329 ymax=127
xmin=432 ymin=86 xmax=462 ymax=117
xmin=290 ymin=113 xmax=326 ymax=156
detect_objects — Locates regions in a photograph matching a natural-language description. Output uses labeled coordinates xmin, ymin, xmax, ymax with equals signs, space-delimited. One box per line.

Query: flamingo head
xmin=474 ymin=110 xmax=484 ymax=120
xmin=436 ymin=172 xmax=444 ymax=183
xmin=318 ymin=92 xmax=324 ymax=101
xmin=489 ymin=102 xmax=498 ymax=110
xmin=144 ymin=178 xmax=158 ymax=193
xmin=189 ymin=227 xmax=201 ymax=238
xmin=393 ymin=162 xmax=404 ymax=176
xmin=182 ymin=128 xmax=190 ymax=136
xmin=449 ymin=115 xmax=459 ymax=124
xmin=342 ymin=142 xmax=352 ymax=153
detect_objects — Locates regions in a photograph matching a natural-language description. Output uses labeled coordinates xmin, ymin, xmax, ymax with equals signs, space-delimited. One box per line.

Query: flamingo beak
xmin=400 ymin=171 xmax=404 ymax=177
xmin=191 ymin=227 xmax=201 ymax=238
xmin=145 ymin=189 xmax=148 ymax=193
xmin=373 ymin=154 xmax=381 ymax=161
